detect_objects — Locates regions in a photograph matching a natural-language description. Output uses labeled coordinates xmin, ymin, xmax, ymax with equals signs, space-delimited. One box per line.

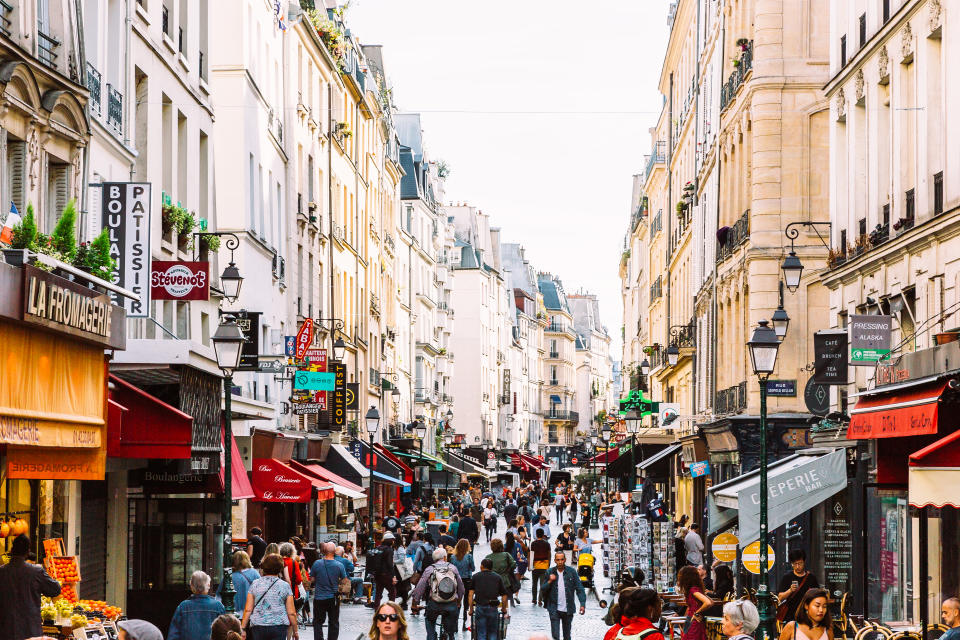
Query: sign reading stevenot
xmin=151 ymin=261 xmax=209 ymax=300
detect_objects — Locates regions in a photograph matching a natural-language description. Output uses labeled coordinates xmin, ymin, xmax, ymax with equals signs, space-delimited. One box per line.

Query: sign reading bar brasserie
xmin=22 ymin=265 xmax=126 ymax=350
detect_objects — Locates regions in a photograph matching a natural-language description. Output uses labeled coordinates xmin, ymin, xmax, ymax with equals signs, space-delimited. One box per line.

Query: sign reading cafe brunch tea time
xmin=103 ymin=182 xmax=151 ymax=317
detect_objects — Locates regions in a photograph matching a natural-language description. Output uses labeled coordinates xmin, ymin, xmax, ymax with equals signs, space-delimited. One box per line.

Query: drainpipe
xmin=692 ymin=0 xmax=701 ymax=415
xmin=712 ymin=17 xmax=726 ymax=412
xmin=327 ymin=81 xmax=336 ymax=359
xmin=666 ymin=72 xmax=674 ymax=369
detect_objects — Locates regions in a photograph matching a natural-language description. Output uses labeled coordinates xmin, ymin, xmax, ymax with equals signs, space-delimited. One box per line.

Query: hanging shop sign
xmin=346 ymin=383 xmax=359 ymax=410
xmin=295 ymin=319 xmax=314 ymax=359
xmin=331 ymin=363 xmax=346 ymax=428
xmin=741 ymin=541 xmax=775 ymax=574
xmin=303 ymin=348 xmax=327 ymax=369
xmin=285 ymin=335 xmax=296 ymax=356
xmin=712 ymin=532 xmax=739 ymax=562
xmin=150 ymin=261 xmax=209 ymax=300
xmin=293 ymin=371 xmax=336 ymax=391
xmin=22 ymin=265 xmax=125 ymax=349
xmin=822 ymin=493 xmax=852 ymax=597
xmin=850 ymin=315 xmax=893 ymax=364
xmin=236 ymin=312 xmax=261 ymax=371
xmin=765 ymin=380 xmax=797 ymax=397
xmin=102 ymin=182 xmax=151 ymax=316
xmin=689 ymin=460 xmax=711 ymax=478
xmin=804 ymin=378 xmax=830 ymax=416
xmin=814 ymin=330 xmax=848 ymax=383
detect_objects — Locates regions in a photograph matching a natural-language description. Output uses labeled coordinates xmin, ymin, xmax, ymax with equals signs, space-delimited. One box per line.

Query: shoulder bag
xmin=244 ymin=577 xmax=282 ymax=631
xmin=776 ymin=574 xmax=809 ymax=622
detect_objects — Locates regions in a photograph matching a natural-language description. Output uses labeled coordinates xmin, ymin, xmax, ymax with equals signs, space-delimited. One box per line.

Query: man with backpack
xmin=411 ymin=547 xmax=466 ymax=640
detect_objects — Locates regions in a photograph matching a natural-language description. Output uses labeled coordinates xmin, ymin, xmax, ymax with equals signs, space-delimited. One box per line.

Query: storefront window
xmin=926 ymin=507 xmax=960 ymax=618
xmin=0 ymin=473 xmax=68 ymax=558
xmin=867 ymin=489 xmax=912 ymax=622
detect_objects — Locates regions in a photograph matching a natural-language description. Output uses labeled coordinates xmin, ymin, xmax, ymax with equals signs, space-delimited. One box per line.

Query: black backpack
xmin=420 ymin=544 xmax=436 ymax=571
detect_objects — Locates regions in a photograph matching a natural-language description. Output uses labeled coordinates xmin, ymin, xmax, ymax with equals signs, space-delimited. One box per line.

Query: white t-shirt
xmin=480 ymin=497 xmax=489 ymax=509
xmin=483 ymin=507 xmax=497 ymax=522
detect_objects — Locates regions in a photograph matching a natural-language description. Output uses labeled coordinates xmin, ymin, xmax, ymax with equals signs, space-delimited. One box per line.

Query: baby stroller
xmin=577 ymin=551 xmax=607 ymax=608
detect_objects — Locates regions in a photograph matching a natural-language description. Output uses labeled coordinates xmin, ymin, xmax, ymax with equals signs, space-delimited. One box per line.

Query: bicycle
xmin=412 ymin=603 xmax=459 ymax=640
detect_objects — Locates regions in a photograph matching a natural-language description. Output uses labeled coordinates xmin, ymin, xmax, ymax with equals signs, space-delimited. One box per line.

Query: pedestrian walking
xmin=411 ymin=547 xmax=466 ymax=640
xmin=530 ymin=528 xmax=552 ymax=606
xmin=514 ymin=527 xmax=530 ymax=581
xmin=311 ymin=542 xmax=347 ymax=640
xmin=777 ymin=589 xmax=833 ymax=640
xmin=483 ymin=503 xmax=498 ymax=543
xmin=568 ymin=494 xmax=578 ymax=527
xmin=775 ymin=550 xmax=820 ymax=624
xmin=167 ymin=571 xmax=225 ymax=640
xmin=556 ymin=495 xmax=566 ymax=525
xmin=942 ymin=598 xmax=960 ymax=640
xmin=0 ymin=535 xmax=61 ymax=640
xmin=247 ymin=527 xmax=268 ymax=568
xmin=721 ymin=599 xmax=760 ymax=640
xmin=540 ymin=551 xmax=586 ymax=640
xmin=678 ymin=565 xmax=712 ymax=640
xmin=372 ymin=533 xmax=402 ymax=610
xmin=210 ymin=613 xmax=243 ymax=640
xmin=449 ymin=539 xmax=476 ymax=631
xmin=534 ymin=515 xmax=552 ymax=540
xmin=369 ymin=601 xmax=411 ymax=640
xmin=603 ymin=587 xmax=664 ymax=640
xmin=469 ymin=558 xmax=509 ymax=640
xmin=219 ymin=551 xmax=260 ymax=613
xmin=240 ymin=553 xmax=299 ymax=640
xmin=117 ymin=620 xmax=165 ymax=640
xmin=458 ymin=508 xmax=480 ymax=545
xmin=554 ymin=524 xmax=575 ymax=565
xmin=684 ymin=524 xmax=705 ymax=567
xmin=280 ymin=542 xmax=306 ymax=615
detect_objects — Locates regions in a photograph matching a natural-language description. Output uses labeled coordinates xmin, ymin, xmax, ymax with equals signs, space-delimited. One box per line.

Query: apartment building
xmin=570 ymin=292 xmax=615 ymax=443
xmin=538 ymin=272 xmax=578 ymax=459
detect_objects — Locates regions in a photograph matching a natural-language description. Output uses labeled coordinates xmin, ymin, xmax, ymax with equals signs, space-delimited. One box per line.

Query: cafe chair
xmin=889 ymin=631 xmax=922 ymax=640
xmin=924 ymin=624 xmax=949 ymax=640
xmin=853 ymin=621 xmax=894 ymax=640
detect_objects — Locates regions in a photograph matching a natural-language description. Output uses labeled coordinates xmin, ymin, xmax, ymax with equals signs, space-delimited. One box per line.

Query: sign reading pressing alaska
xmin=22 ymin=265 xmax=125 ymax=349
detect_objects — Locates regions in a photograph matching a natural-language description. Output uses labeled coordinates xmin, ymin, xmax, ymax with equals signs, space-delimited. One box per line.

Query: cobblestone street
xmin=302 ymin=518 xmax=613 ymax=640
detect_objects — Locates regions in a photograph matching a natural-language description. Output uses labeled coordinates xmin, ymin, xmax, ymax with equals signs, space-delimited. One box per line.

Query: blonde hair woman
xmin=368 ymin=601 xmax=410 ymax=640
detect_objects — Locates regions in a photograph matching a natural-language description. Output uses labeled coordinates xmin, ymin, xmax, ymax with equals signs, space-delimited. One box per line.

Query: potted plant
xmin=74 ymin=229 xmax=116 ymax=288
xmin=197 ymin=234 xmax=220 ymax=260
xmin=732 ymin=58 xmax=741 ymax=67
xmin=676 ymin=201 xmax=686 ymax=214
xmin=3 ymin=203 xmax=38 ymax=265
xmin=736 ymin=37 xmax=749 ymax=48
xmin=335 ymin=121 xmax=352 ymax=138
xmin=683 ymin=181 xmax=695 ymax=192
xmin=49 ymin=199 xmax=79 ymax=268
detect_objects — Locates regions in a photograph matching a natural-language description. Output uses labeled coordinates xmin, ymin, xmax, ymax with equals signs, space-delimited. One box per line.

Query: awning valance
xmin=908 ymin=430 xmax=960 ymax=508
xmin=220 ymin=434 xmax=254 ymax=500
xmin=446 ymin=453 xmax=496 ymax=479
xmin=288 ymin=460 xmax=366 ymax=500
xmin=637 ymin=443 xmax=681 ymax=472
xmin=252 ymin=458 xmax=334 ymax=502
xmin=107 ymin=375 xmax=193 ymax=459
xmin=848 ymin=380 xmax=947 ymax=439
xmin=707 ymin=450 xmax=847 ymax=546
xmin=372 ymin=470 xmax=411 ymax=488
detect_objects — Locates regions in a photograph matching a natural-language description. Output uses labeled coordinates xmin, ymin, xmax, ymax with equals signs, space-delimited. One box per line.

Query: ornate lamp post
xmin=747 ymin=320 xmax=782 ymax=640
xmin=601 ymin=423 xmax=613 ymax=498
xmin=364 ymin=406 xmax=381 ymax=551
xmin=211 ymin=316 xmax=246 ymax=613
xmin=626 ymin=414 xmax=641 ymax=493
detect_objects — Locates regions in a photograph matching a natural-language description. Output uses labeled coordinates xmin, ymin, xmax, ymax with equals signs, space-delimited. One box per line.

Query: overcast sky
xmin=348 ymin=0 xmax=671 ymax=359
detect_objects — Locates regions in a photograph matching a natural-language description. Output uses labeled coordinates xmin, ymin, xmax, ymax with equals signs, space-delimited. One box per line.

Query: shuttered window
xmin=46 ymin=159 xmax=70 ymax=232
xmin=6 ymin=138 xmax=25 ymax=215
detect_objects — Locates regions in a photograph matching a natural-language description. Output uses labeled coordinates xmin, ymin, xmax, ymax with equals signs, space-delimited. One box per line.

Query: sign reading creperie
xmin=21 ymin=266 xmax=126 ymax=349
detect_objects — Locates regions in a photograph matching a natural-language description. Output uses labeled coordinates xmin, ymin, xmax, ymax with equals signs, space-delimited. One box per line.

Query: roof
xmin=537 ymin=274 xmax=569 ymax=312
xmin=457 ymin=244 xmax=481 ymax=269
xmin=398 ymin=147 xmax=420 ymax=199
xmin=394 ymin=114 xmax=423 ymax=162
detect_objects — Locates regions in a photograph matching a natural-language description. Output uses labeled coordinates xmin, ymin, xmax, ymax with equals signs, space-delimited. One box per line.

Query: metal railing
xmin=650 ymin=276 xmax=662 ymax=301
xmin=542 ymin=409 xmax=578 ymax=422
xmin=546 ymin=322 xmax=567 ymax=333
xmin=651 ymin=210 xmax=663 ymax=236
xmin=645 ymin=141 xmax=666 ymax=182
xmin=720 ymin=41 xmax=753 ymax=111
xmin=716 ymin=209 xmax=750 ymax=263
xmin=715 ymin=381 xmax=748 ymax=414
xmin=106 ymin=84 xmax=122 ymax=134
xmin=670 ymin=320 xmax=696 ymax=349
xmin=37 ymin=28 xmax=60 ymax=69
xmin=549 ymin=351 xmax=559 ymax=358
xmin=162 ymin=5 xmax=169 ymax=35
xmin=86 ymin=62 xmax=102 ymax=117
xmin=0 ymin=1 xmax=13 ymax=37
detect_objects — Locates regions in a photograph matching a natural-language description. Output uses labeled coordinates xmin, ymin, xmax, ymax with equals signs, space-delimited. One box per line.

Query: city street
xmin=303 ymin=517 xmax=613 ymax=640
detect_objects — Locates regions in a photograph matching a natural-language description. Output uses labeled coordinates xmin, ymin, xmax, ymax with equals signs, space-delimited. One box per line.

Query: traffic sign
xmin=487 ymin=451 xmax=495 ymax=460
xmin=295 ymin=320 xmax=314 ymax=360
xmin=293 ymin=370 xmax=336 ymax=391
xmin=712 ymin=533 xmax=739 ymax=562
xmin=741 ymin=541 xmax=775 ymax=574
xmin=571 ymin=457 xmax=579 ymax=465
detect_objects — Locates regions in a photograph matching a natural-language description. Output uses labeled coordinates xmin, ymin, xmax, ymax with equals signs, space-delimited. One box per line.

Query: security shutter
xmin=6 ymin=139 xmax=25 ymax=215
xmin=79 ymin=481 xmax=107 ymax=600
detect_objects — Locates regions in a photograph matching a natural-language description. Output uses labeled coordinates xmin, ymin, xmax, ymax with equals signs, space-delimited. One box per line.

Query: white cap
xmin=382 ymin=532 xmax=395 ymax=540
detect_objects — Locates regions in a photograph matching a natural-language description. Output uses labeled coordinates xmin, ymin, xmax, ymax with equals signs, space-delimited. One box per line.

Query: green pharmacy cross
xmin=618 ymin=389 xmax=659 ymax=417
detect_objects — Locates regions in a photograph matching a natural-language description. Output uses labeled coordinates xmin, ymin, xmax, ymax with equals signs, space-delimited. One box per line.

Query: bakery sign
xmin=150 ymin=261 xmax=209 ymax=300
xmin=21 ymin=265 xmax=126 ymax=349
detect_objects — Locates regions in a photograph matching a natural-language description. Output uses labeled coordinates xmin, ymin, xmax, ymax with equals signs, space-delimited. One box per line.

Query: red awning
xmin=587 ymin=446 xmax=622 ymax=464
xmin=288 ymin=460 xmax=365 ymax=496
xmin=108 ymin=375 xmax=193 ymax=459
xmin=510 ymin=453 xmax=544 ymax=471
xmin=375 ymin=444 xmax=414 ymax=484
xmin=848 ymin=380 xmax=947 ymax=439
xmin=908 ymin=430 xmax=960 ymax=508
xmin=219 ymin=434 xmax=255 ymax=500
xmin=909 ymin=429 xmax=960 ymax=467
xmin=252 ymin=458 xmax=334 ymax=502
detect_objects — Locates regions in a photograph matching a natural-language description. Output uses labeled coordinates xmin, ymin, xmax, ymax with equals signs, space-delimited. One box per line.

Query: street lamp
xmin=771 ymin=283 xmax=790 ymax=342
xmin=666 ymin=345 xmax=680 ymax=367
xmin=332 ymin=337 xmax=346 ymax=362
xmin=601 ymin=423 xmax=613 ymax=498
xmin=415 ymin=420 xmax=427 ymax=461
xmin=781 ymin=251 xmax=803 ymax=293
xmin=747 ymin=319 xmax=782 ymax=640
xmin=626 ymin=415 xmax=641 ymax=493
xmin=211 ymin=316 xmax=246 ymax=614
xmin=781 ymin=221 xmax=832 ymax=294
xmin=219 ymin=262 xmax=244 ymax=303
xmin=364 ymin=406 xmax=380 ymax=552
xmin=640 ymin=359 xmax=650 ymax=377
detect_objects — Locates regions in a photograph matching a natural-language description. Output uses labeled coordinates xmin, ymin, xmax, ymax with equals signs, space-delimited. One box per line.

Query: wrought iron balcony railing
xmin=86 ymin=62 xmax=102 ymax=117
xmin=715 ymin=381 xmax=748 ymax=415
xmin=107 ymin=84 xmax=123 ymax=134
xmin=716 ymin=209 xmax=750 ymax=263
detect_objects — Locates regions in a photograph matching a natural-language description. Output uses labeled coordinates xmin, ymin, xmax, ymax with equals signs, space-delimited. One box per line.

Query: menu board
xmin=822 ymin=493 xmax=852 ymax=597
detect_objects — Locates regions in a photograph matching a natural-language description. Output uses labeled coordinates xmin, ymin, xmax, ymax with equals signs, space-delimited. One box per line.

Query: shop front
xmin=287 ymin=459 xmax=365 ymax=545
xmin=348 ymin=438 xmax=410 ymax=517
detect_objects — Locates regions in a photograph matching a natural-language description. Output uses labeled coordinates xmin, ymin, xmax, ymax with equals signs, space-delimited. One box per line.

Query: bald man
xmin=311 ymin=542 xmax=346 ymax=640
xmin=942 ymin=598 xmax=960 ymax=640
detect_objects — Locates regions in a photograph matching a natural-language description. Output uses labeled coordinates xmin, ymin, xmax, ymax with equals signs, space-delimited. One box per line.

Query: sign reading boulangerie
xmin=102 ymin=182 xmax=151 ymax=316
xmin=737 ymin=449 xmax=847 ymax=547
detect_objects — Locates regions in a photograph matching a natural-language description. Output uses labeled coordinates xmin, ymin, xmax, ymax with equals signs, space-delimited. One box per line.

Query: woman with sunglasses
xmin=369 ymin=601 xmax=410 ymax=640
xmin=778 ymin=589 xmax=833 ymax=640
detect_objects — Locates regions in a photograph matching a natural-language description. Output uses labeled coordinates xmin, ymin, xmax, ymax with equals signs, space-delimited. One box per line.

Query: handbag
xmin=244 ymin=577 xmax=282 ymax=631
xmin=776 ymin=574 xmax=809 ymax=621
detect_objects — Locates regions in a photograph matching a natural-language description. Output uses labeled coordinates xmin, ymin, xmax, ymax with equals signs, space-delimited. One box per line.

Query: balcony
xmin=715 ymin=381 xmax=747 ymax=415
xmin=37 ymin=29 xmax=60 ymax=69
xmin=86 ymin=62 xmax=102 ymax=117
xmin=370 ymin=295 xmax=380 ymax=317
xmin=549 ymin=351 xmax=559 ymax=358
xmin=716 ymin=209 xmax=750 ymax=263
xmin=545 ymin=322 xmax=569 ymax=334
xmin=106 ymin=84 xmax=122 ymax=135
xmin=651 ymin=209 xmax=663 ymax=236
xmin=645 ymin=141 xmax=666 ymax=182
xmin=650 ymin=276 xmax=662 ymax=301
xmin=542 ymin=409 xmax=578 ymax=423
xmin=548 ymin=379 xmax=560 ymax=386
xmin=0 ymin=1 xmax=12 ymax=37
xmin=670 ymin=319 xmax=696 ymax=349
xmin=720 ymin=41 xmax=753 ymax=111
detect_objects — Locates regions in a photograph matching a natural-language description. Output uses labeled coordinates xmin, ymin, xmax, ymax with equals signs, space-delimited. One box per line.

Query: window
xmin=248 ymin=154 xmax=255 ymax=231
xmin=934 ymin=172 xmax=944 ymax=216
xmin=883 ymin=0 xmax=890 ymax=23
xmin=882 ymin=204 xmax=890 ymax=230
xmin=5 ymin=137 xmax=25 ymax=215
xmin=906 ymin=188 xmax=915 ymax=221
xmin=45 ymin=159 xmax=70 ymax=232
xmin=840 ymin=35 xmax=847 ymax=66
xmin=840 ymin=228 xmax=847 ymax=254
xmin=859 ymin=14 xmax=866 ymax=48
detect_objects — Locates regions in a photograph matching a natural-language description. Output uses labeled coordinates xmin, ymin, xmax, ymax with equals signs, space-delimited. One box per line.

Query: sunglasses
xmin=376 ymin=613 xmax=400 ymax=622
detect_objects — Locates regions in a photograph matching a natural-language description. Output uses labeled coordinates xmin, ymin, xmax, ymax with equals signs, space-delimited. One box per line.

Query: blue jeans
xmin=474 ymin=604 xmax=500 ymax=640
xmin=350 ymin=577 xmax=364 ymax=598
xmin=549 ymin=612 xmax=574 ymax=640
xmin=249 ymin=624 xmax=288 ymax=640
xmin=426 ymin=600 xmax=459 ymax=640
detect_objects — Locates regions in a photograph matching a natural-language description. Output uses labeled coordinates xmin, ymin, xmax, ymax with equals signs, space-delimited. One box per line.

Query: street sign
xmin=293 ymin=371 xmax=336 ymax=391
xmin=284 ymin=336 xmax=296 ymax=357
xmin=850 ymin=315 xmax=893 ymax=364
xmin=742 ymin=541 xmax=775 ymax=574
xmin=689 ymin=460 xmax=711 ymax=478
xmin=712 ymin=533 xmax=739 ymax=562
xmin=765 ymin=380 xmax=797 ymax=397
xmin=295 ymin=319 xmax=314 ymax=360
xmin=658 ymin=403 xmax=680 ymax=425
xmin=487 ymin=451 xmax=495 ymax=460
xmin=814 ymin=330 xmax=848 ymax=383
xmin=571 ymin=457 xmax=579 ymax=465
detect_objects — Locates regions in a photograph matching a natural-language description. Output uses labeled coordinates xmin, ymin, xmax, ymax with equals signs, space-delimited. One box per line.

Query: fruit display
xmin=48 ymin=556 xmax=81 ymax=582
xmin=60 ymin=583 xmax=78 ymax=603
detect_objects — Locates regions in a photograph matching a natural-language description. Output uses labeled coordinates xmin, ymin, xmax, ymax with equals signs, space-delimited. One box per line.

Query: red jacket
xmin=605 ymin=617 xmax=665 ymax=640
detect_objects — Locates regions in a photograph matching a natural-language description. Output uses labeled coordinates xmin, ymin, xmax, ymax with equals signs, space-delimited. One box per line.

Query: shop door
xmin=79 ymin=481 xmax=107 ymax=600
xmin=867 ymin=490 xmax=912 ymax=622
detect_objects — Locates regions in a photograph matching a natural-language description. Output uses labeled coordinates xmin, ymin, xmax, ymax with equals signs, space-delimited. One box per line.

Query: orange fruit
xmin=0 ymin=522 xmax=8 ymax=538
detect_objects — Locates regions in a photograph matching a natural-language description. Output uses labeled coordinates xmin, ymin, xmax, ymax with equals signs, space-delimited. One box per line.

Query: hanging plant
xmin=736 ymin=37 xmax=749 ymax=47
xmin=676 ymin=201 xmax=686 ymax=214
xmin=732 ymin=58 xmax=741 ymax=67
xmin=682 ymin=181 xmax=695 ymax=192
xmin=198 ymin=234 xmax=221 ymax=252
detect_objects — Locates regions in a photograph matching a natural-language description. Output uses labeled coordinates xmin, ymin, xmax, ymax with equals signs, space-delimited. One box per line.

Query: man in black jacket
xmin=503 ymin=499 xmax=519 ymax=524
xmin=456 ymin=508 xmax=479 ymax=545
xmin=0 ymin=535 xmax=61 ymax=640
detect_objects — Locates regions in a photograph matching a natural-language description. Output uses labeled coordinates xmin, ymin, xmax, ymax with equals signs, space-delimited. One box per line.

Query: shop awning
xmin=707 ymin=449 xmax=848 ymax=546
xmin=447 ymin=452 xmax=496 ymax=479
xmin=220 ymin=434 xmax=255 ymax=500
xmin=510 ymin=452 xmax=544 ymax=471
xmin=251 ymin=458 xmax=334 ymax=502
xmin=550 ymin=395 xmax=561 ymax=403
xmin=328 ymin=444 xmax=371 ymax=485
xmin=371 ymin=470 xmax=411 ymax=488
xmin=287 ymin=460 xmax=366 ymax=500
xmin=908 ymin=430 xmax=960 ymax=508
xmin=636 ymin=443 xmax=681 ymax=476
xmin=587 ymin=446 xmax=621 ymax=465
xmin=375 ymin=444 xmax=415 ymax=485
xmin=848 ymin=380 xmax=947 ymax=439
xmin=107 ymin=375 xmax=193 ymax=459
